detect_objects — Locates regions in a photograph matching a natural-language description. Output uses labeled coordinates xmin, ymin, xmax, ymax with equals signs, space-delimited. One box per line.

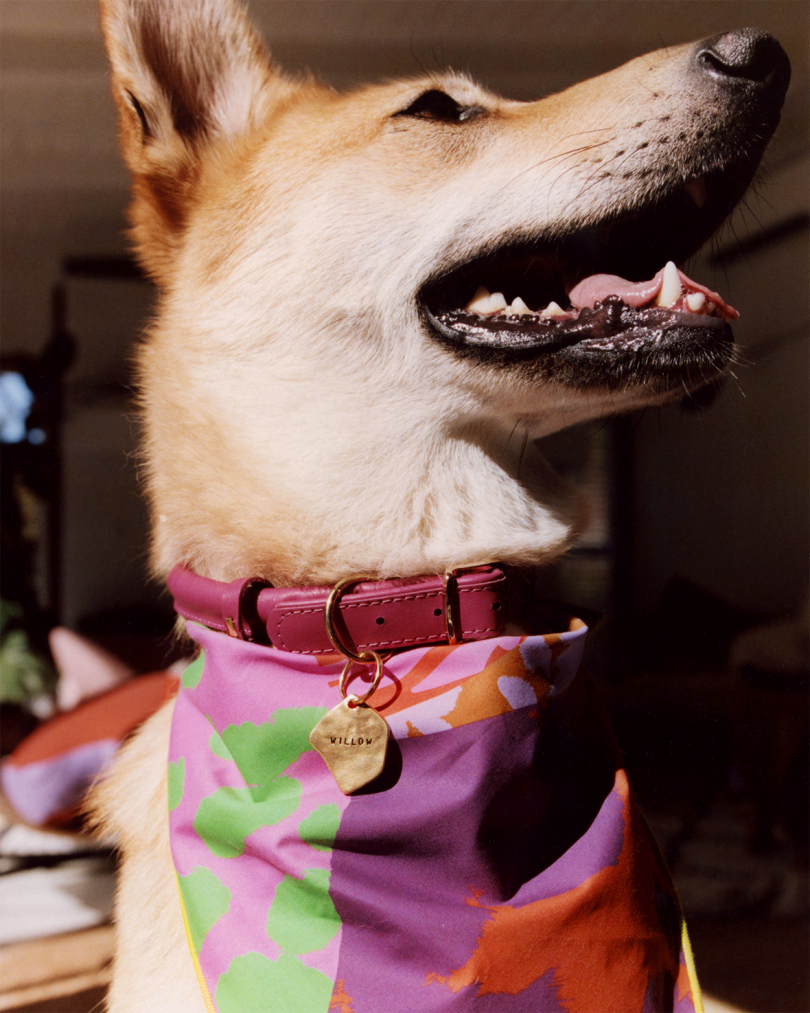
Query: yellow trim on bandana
xmin=639 ymin=808 xmax=703 ymax=1013
xmin=680 ymin=919 xmax=704 ymax=1013
xmin=176 ymin=873 xmax=218 ymax=1013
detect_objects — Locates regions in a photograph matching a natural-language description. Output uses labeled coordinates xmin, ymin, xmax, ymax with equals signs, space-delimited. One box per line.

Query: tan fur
xmin=88 ymin=2 xmax=767 ymax=1007
xmin=89 ymin=703 xmax=206 ymax=1012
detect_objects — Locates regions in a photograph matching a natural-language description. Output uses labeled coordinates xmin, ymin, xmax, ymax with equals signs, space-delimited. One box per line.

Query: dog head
xmin=100 ymin=0 xmax=789 ymax=584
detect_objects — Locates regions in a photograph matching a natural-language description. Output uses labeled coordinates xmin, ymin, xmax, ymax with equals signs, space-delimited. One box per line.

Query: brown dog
xmin=91 ymin=3 xmax=789 ymax=1010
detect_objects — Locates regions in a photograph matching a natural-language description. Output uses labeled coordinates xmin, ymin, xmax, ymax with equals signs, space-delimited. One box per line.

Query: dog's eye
xmin=393 ymin=89 xmax=481 ymax=123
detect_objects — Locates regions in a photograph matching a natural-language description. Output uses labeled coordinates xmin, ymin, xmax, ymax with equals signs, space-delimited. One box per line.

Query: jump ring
xmin=339 ymin=653 xmax=384 ymax=706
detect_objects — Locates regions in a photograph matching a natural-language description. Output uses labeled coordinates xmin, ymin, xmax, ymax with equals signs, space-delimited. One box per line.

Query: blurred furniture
xmin=0 ymin=924 xmax=113 ymax=1011
xmin=730 ymin=601 xmax=810 ymax=857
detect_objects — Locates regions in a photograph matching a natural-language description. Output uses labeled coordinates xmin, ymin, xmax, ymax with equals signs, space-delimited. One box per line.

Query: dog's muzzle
xmin=419 ymin=29 xmax=790 ymax=394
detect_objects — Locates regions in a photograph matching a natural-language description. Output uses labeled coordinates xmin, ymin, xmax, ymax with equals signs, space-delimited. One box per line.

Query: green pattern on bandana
xmin=215 ymin=952 xmax=333 ymax=1013
xmin=194 ymin=781 xmax=300 ymax=859
xmin=192 ymin=709 xmax=328 ymax=859
xmin=220 ymin=711 xmax=326 ymax=795
xmin=298 ymin=804 xmax=341 ymax=852
xmin=167 ymin=757 xmax=185 ymax=811
xmin=208 ymin=729 xmax=231 ymax=760
xmin=182 ymin=654 xmax=205 ymax=689
xmin=266 ymin=868 xmax=340 ymax=954
xmin=179 ymin=866 xmax=232 ymax=953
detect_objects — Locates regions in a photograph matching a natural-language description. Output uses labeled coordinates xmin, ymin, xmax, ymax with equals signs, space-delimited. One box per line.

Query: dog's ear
xmin=100 ymin=0 xmax=287 ymax=282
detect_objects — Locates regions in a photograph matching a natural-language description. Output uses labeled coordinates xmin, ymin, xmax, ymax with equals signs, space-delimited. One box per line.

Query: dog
xmin=90 ymin=2 xmax=789 ymax=1010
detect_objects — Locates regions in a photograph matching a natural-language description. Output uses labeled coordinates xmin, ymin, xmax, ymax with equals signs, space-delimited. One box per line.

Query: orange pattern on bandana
xmin=442 ymin=771 xmax=678 ymax=1011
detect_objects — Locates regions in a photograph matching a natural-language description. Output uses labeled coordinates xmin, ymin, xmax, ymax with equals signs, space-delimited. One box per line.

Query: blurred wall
xmin=1 ymin=0 xmax=807 ymax=623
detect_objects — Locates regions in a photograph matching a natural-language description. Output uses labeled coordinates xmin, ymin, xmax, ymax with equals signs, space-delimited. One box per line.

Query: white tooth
xmin=508 ymin=296 xmax=532 ymax=315
xmin=540 ymin=301 xmax=565 ymax=318
xmin=655 ymin=261 xmax=682 ymax=308
xmin=686 ymin=292 xmax=706 ymax=312
xmin=467 ymin=289 xmax=507 ymax=315
xmin=466 ymin=286 xmax=492 ymax=312
xmin=467 ymin=289 xmax=506 ymax=312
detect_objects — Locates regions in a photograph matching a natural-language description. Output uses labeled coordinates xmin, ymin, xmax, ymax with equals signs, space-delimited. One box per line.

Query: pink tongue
xmin=567 ymin=265 xmax=739 ymax=321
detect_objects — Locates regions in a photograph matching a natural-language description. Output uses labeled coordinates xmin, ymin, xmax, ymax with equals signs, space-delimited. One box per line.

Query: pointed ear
xmin=100 ymin=0 xmax=287 ymax=282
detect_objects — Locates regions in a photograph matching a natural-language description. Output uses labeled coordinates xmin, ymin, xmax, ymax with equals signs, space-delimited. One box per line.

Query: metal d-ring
xmin=324 ymin=574 xmax=390 ymax=706
xmin=324 ymin=574 xmax=377 ymax=663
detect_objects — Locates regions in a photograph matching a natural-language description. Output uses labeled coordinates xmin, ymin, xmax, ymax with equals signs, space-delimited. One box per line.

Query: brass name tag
xmin=309 ymin=698 xmax=390 ymax=794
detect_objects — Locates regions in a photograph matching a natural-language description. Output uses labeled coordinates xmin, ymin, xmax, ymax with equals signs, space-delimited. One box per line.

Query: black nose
xmin=697 ymin=28 xmax=790 ymax=95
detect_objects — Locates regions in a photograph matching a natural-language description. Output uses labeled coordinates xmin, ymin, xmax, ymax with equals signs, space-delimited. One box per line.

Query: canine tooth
xmin=655 ymin=261 xmax=682 ymax=308
xmin=686 ymin=292 xmax=706 ymax=312
xmin=466 ymin=286 xmax=491 ymax=311
xmin=540 ymin=301 xmax=565 ymax=318
xmin=466 ymin=287 xmax=507 ymax=315
xmin=508 ymin=297 xmax=532 ymax=315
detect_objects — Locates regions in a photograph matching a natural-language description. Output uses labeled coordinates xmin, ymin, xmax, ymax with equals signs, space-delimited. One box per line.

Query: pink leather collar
xmin=167 ymin=564 xmax=515 ymax=656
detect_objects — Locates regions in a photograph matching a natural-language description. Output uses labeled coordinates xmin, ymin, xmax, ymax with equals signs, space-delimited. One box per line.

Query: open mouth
xmin=420 ymin=170 xmax=744 ymax=391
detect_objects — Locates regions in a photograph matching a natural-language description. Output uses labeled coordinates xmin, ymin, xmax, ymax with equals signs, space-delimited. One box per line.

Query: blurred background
xmin=1 ymin=2 xmax=807 ymax=1010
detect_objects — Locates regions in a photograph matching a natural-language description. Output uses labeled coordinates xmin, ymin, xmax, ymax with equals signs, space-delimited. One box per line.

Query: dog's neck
xmin=145 ymin=368 xmax=586 ymax=585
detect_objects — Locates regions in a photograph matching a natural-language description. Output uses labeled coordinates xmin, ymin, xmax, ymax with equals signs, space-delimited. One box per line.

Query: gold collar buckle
xmin=443 ymin=562 xmax=498 ymax=645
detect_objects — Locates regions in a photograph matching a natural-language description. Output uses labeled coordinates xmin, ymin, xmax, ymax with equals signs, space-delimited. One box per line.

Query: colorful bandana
xmin=169 ymin=619 xmax=702 ymax=1013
